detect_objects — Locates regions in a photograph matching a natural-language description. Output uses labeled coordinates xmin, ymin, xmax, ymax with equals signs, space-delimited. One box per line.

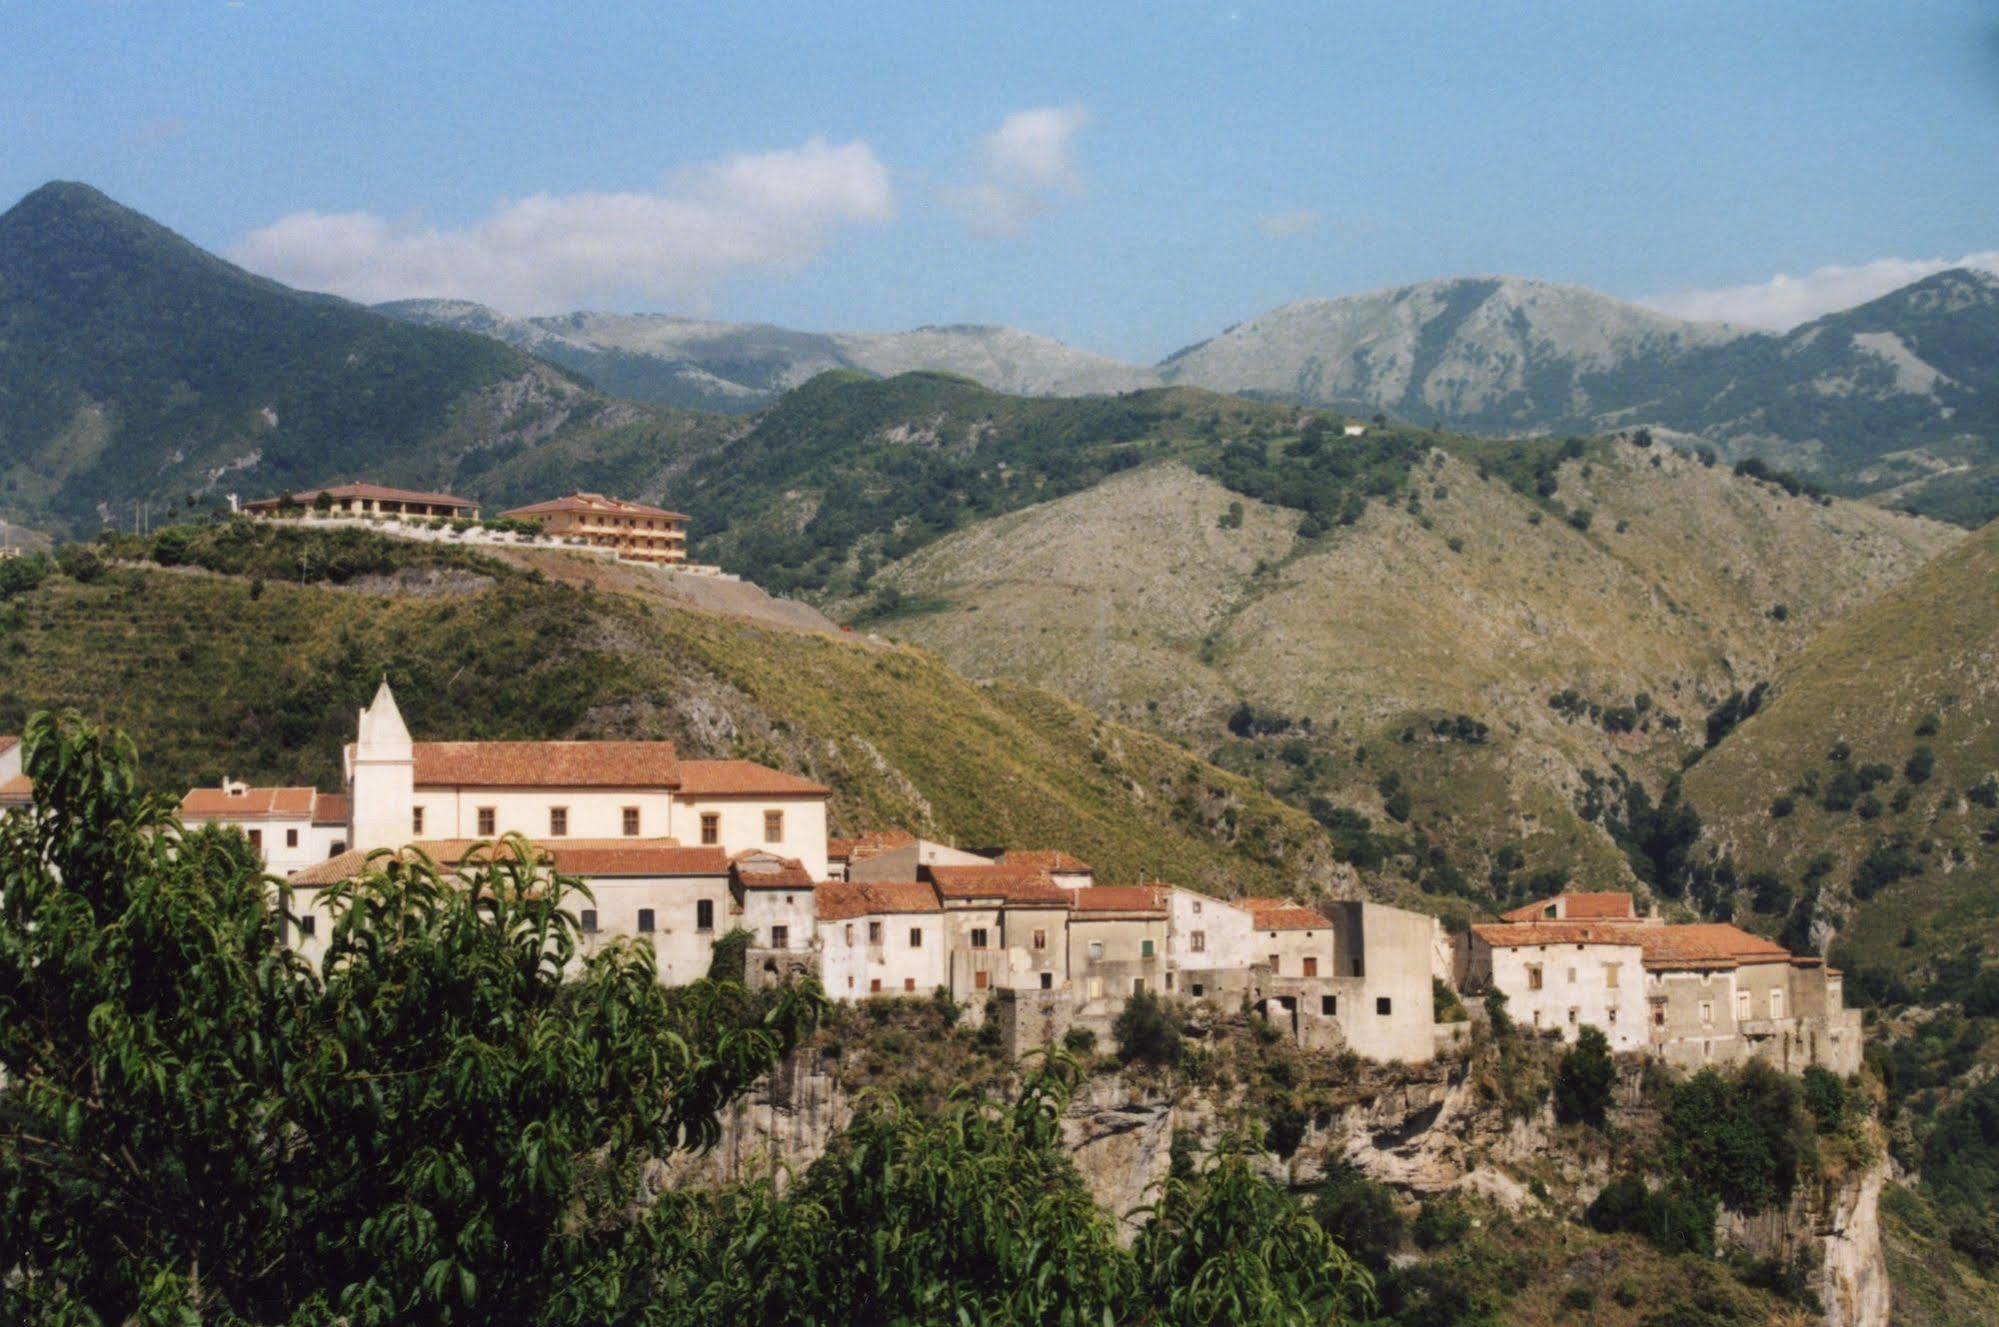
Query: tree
xmin=1114 ymin=989 xmax=1185 ymax=1067
xmin=1554 ymin=1025 xmax=1617 ymax=1126
xmin=0 ymin=711 xmax=821 ymax=1326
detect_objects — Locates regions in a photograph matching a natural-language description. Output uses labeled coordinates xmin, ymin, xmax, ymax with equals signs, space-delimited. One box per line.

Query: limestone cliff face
xmin=666 ymin=1050 xmax=1888 ymax=1327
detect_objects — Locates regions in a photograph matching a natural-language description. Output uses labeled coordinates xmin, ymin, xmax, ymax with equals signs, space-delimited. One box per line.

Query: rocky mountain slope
xmin=0 ymin=183 xmax=720 ymax=536
xmin=379 ymin=300 xmax=1158 ymax=410
xmin=847 ymin=438 xmax=1959 ymax=905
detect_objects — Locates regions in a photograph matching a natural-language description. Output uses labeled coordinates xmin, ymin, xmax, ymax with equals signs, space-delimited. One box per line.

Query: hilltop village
xmin=3 ymin=664 xmax=1858 ymax=1074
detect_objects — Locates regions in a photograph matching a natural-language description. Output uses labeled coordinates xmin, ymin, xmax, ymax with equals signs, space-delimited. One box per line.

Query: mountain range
xmin=383 ymin=272 xmax=1999 ymax=526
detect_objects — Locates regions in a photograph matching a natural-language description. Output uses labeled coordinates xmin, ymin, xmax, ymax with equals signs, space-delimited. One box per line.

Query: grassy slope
xmin=1685 ymin=519 xmax=1999 ymax=979
xmin=0 ymin=526 xmax=1355 ymax=900
xmin=851 ymin=439 xmax=1959 ymax=900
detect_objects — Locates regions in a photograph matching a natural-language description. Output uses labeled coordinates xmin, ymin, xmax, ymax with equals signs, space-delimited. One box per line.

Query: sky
xmin=3 ymin=1 xmax=1997 ymax=360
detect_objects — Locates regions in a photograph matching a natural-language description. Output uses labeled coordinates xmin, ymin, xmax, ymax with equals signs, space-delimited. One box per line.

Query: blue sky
xmin=4 ymin=1 xmax=1997 ymax=359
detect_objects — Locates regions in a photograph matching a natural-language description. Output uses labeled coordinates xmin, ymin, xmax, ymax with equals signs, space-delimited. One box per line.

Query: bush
xmin=1113 ymin=990 xmax=1183 ymax=1068
xmin=1904 ymin=746 xmax=1936 ymax=784
xmin=1311 ymin=1162 xmax=1404 ymax=1272
xmin=1586 ymin=1175 xmax=1718 ymax=1256
xmin=1061 ymin=1025 xmax=1097 ymax=1056
xmin=1800 ymin=1066 xmax=1850 ymax=1132
xmin=1412 ymin=1197 xmax=1473 ymax=1250
xmin=1483 ymin=986 xmax=1513 ymax=1038
xmin=1663 ymin=1064 xmax=1812 ymax=1213
xmin=1554 ymin=1026 xmax=1617 ymax=1127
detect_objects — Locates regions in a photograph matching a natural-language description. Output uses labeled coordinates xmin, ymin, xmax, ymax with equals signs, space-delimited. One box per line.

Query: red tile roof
xmin=1470 ymin=921 xmax=1795 ymax=970
xmin=1069 ymin=885 xmax=1168 ymax=915
xmin=828 ymin=829 xmax=917 ymax=862
xmin=1242 ymin=896 xmax=1329 ymax=932
xmin=0 ymin=774 xmax=32 ymax=804
xmin=502 ymin=492 xmax=688 ymax=521
xmin=816 ymin=880 xmax=942 ymax=921
xmin=998 ymin=849 xmax=1093 ymax=874
xmin=677 ymin=759 xmax=830 ymax=797
xmin=1498 ymin=891 xmax=1638 ymax=923
xmin=180 ymin=785 xmax=323 ymax=820
xmin=243 ymin=482 xmax=474 ymax=511
xmin=925 ymin=864 xmax=1073 ymax=906
xmin=312 ymin=793 xmax=350 ymax=826
xmin=411 ymin=741 xmax=682 ymax=788
xmin=730 ymin=852 xmax=816 ymax=889
xmin=0 ymin=735 xmax=18 ymax=755
xmin=540 ymin=840 xmax=729 ymax=877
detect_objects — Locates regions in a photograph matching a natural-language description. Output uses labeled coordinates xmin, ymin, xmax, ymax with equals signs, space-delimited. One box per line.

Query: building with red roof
xmin=500 ymin=492 xmax=688 ymax=564
xmin=241 ymin=481 xmax=476 ymax=520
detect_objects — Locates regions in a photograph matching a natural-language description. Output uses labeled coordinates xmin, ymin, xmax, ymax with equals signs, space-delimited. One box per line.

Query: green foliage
xmin=1061 ymin=1024 xmax=1097 ymax=1056
xmin=1799 ymin=1066 xmax=1852 ymax=1132
xmin=1482 ymin=986 xmax=1513 ymax=1038
xmin=0 ymin=711 xmax=822 ymax=1325
xmin=1703 ymin=682 xmax=1768 ymax=749
xmin=1114 ymin=989 xmax=1184 ymax=1068
xmin=1433 ymin=977 xmax=1468 ymax=1023
xmin=1197 ymin=427 xmax=1428 ymax=534
xmin=1586 ymin=1174 xmax=1719 ymax=1256
xmin=1411 ymin=1196 xmax=1473 ymax=1250
xmin=706 ymin=925 xmax=753 ymax=981
xmin=1553 ymin=1025 xmax=1617 ymax=1127
xmin=1663 ymin=1064 xmax=1814 ymax=1213
xmin=1310 ymin=1160 xmax=1405 ymax=1273
xmin=1920 ymin=1073 xmax=1999 ymax=1269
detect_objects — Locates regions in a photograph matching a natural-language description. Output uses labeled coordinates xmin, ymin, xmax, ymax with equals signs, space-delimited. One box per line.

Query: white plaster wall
xmin=1168 ymin=890 xmax=1253 ymax=970
xmin=187 ymin=815 xmax=347 ymax=878
xmin=819 ymin=912 xmax=946 ymax=997
xmin=737 ymin=887 xmax=817 ymax=952
xmin=573 ymin=876 xmax=732 ymax=986
xmin=410 ymin=788 xmax=678 ymax=843
xmin=1487 ymin=940 xmax=1648 ymax=1052
xmin=673 ymin=795 xmax=829 ymax=880
xmin=1342 ymin=902 xmax=1447 ymax=1064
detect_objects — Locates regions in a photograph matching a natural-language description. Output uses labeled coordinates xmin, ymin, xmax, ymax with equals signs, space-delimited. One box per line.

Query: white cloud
xmin=1640 ymin=250 xmax=1999 ymax=330
xmin=1258 ymin=209 xmax=1319 ymax=239
xmin=950 ymin=104 xmax=1088 ymax=234
xmin=229 ymin=137 xmax=895 ymax=312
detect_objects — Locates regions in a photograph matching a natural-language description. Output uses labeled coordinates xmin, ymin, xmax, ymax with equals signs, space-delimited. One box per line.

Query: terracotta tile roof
xmin=677 ymin=759 xmax=830 ymax=797
xmin=0 ymin=735 xmax=18 ymax=755
xmin=816 ymin=880 xmax=942 ymax=921
xmin=1498 ymin=891 xmax=1638 ymax=923
xmin=998 ymin=849 xmax=1093 ymax=874
xmin=502 ymin=492 xmax=688 ymax=521
xmin=540 ymin=840 xmax=728 ymax=876
xmin=1470 ymin=921 xmax=1795 ymax=970
xmin=1069 ymin=885 xmax=1168 ymax=915
xmin=1241 ymin=896 xmax=1329 ymax=931
xmin=828 ymin=829 xmax=916 ymax=862
xmin=730 ymin=852 xmax=816 ymax=889
xmin=0 ymin=774 xmax=33 ymax=804
xmin=244 ymin=481 xmax=474 ymax=510
xmin=410 ymin=741 xmax=682 ymax=788
xmin=180 ymin=785 xmax=322 ymax=820
xmin=290 ymin=848 xmax=372 ymax=887
xmin=311 ymin=793 xmax=350 ymax=826
xmin=925 ymin=864 xmax=1073 ymax=906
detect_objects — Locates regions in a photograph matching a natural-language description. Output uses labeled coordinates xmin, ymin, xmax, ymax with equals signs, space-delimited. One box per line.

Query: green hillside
xmin=0 ymin=522 xmax=1355 ymax=901
xmin=0 ymin=182 xmax=726 ymax=535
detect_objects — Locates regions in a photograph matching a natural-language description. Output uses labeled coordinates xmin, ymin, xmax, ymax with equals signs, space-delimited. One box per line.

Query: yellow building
xmin=500 ymin=492 xmax=688 ymax=564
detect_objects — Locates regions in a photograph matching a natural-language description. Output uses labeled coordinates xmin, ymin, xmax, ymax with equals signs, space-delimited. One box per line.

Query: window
xmin=411 ymin=808 xmax=424 ymax=836
xmin=1192 ymin=900 xmax=1202 ymax=914
xmin=868 ymin=921 xmax=882 ymax=944
xmin=1321 ymin=995 xmax=1337 ymax=1016
xmin=580 ymin=909 xmax=598 ymax=934
xmin=248 ymin=829 xmax=263 ymax=851
xmin=477 ymin=807 xmax=495 ymax=837
xmin=1568 ymin=1008 xmax=1578 ymax=1024
xmin=1268 ymin=954 xmax=1281 ymax=974
xmin=771 ymin=925 xmax=789 ymax=949
xmin=1040 ymin=972 xmax=1053 ymax=990
xmin=328 ymin=841 xmax=346 ymax=857
xmin=1089 ymin=941 xmax=1105 ymax=961
xmin=622 ymin=806 xmax=640 ymax=837
xmin=1654 ymin=1008 xmax=1666 ymax=1027
xmin=903 ymin=978 xmax=916 ymax=992
xmin=909 ymin=927 xmax=924 ymax=948
xmin=1770 ymin=989 xmax=1784 ymax=1019
xmin=696 ymin=899 xmax=714 ymax=932
xmin=1032 ymin=929 xmax=1046 ymax=950
xmin=1542 ymin=904 xmax=1558 ymax=920
xmin=971 ymin=927 xmax=989 ymax=949
xmin=974 ymin=971 xmax=989 ymax=990
xmin=1567 ymin=967 xmax=1577 ymax=984
xmin=297 ymin=914 xmax=316 ymax=939
xmin=549 ymin=807 xmax=568 ymax=837
xmin=1699 ymin=1001 xmax=1714 ymax=1028
xmin=1350 ymin=957 xmax=1364 ymax=978
xmin=1376 ymin=997 xmax=1392 ymax=1016
xmin=844 ymin=923 xmax=854 ymax=945
xmin=1190 ymin=930 xmax=1206 ymax=953
xmin=1133 ymin=978 xmax=1146 ymax=996
xmin=700 ymin=813 xmax=720 ymax=846
xmin=1607 ymin=1007 xmax=1618 ymax=1024
xmin=1141 ymin=939 xmax=1155 ymax=958
xmin=1302 ymin=956 xmax=1318 ymax=977
xmin=286 ymin=828 xmax=299 ymax=848
xmin=871 ymin=979 xmax=882 ymax=993
xmin=1604 ymin=963 xmax=1621 ymax=989
xmin=1191 ymin=983 xmax=1205 ymax=998
xmin=1526 ymin=964 xmax=1544 ymax=991
xmin=1736 ymin=992 xmax=1751 ymax=1022
xmin=764 ymin=810 xmax=784 ymax=843
xmin=637 ymin=908 xmax=655 ymax=934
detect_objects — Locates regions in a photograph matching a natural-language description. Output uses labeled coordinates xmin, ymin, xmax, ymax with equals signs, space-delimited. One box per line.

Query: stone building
xmin=1460 ymin=892 xmax=1861 ymax=1075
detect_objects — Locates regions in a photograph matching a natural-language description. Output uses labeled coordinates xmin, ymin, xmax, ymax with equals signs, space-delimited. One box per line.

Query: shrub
xmin=1483 ymin=987 xmax=1514 ymax=1038
xmin=1554 ymin=1026 xmax=1617 ymax=1127
xmin=1113 ymin=990 xmax=1183 ymax=1068
xmin=1904 ymin=746 xmax=1936 ymax=784
xmin=1411 ymin=1197 xmax=1472 ymax=1250
xmin=1586 ymin=1175 xmax=1718 ymax=1256
xmin=1311 ymin=1161 xmax=1404 ymax=1271
xmin=1061 ymin=1025 xmax=1097 ymax=1056
xmin=1800 ymin=1066 xmax=1850 ymax=1132
xmin=1663 ymin=1063 xmax=1812 ymax=1213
